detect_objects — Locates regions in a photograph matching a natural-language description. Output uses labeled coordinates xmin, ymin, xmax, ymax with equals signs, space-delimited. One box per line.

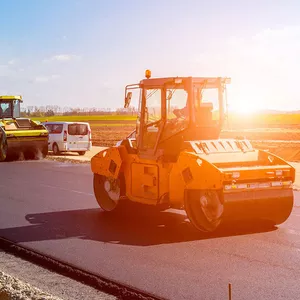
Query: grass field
xmin=32 ymin=112 xmax=300 ymax=125
xmin=31 ymin=113 xmax=300 ymax=161
xmin=33 ymin=115 xmax=137 ymax=122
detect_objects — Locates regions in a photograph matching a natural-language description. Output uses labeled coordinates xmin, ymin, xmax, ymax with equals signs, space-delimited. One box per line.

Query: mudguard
xmin=91 ymin=146 xmax=128 ymax=179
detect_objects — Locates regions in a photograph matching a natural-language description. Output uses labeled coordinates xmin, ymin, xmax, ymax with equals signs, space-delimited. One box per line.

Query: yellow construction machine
xmin=0 ymin=95 xmax=49 ymax=161
xmin=91 ymin=71 xmax=295 ymax=232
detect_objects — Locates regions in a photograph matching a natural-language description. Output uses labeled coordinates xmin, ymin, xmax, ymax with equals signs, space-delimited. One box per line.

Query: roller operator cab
xmin=0 ymin=95 xmax=49 ymax=161
xmin=91 ymin=71 xmax=296 ymax=233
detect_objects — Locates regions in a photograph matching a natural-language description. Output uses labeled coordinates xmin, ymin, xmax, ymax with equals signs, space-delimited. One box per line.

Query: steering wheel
xmin=145 ymin=119 xmax=161 ymax=129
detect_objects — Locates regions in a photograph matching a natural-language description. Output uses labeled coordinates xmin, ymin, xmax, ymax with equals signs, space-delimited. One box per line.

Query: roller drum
xmin=222 ymin=188 xmax=294 ymax=225
xmin=185 ymin=188 xmax=294 ymax=232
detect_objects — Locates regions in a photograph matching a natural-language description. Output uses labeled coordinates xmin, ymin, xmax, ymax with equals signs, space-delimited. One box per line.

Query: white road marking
xmin=40 ymin=183 xmax=94 ymax=196
xmin=284 ymin=228 xmax=300 ymax=236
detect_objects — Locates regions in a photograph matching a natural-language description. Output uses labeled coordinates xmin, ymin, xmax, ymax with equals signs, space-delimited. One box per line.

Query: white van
xmin=42 ymin=121 xmax=92 ymax=155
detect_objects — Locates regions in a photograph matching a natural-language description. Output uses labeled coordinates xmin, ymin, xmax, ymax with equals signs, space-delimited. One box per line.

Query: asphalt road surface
xmin=1 ymin=160 xmax=300 ymax=300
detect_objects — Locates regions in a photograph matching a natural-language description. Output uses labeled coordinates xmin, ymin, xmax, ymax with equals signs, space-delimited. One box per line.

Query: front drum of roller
xmin=222 ymin=188 xmax=294 ymax=225
xmin=185 ymin=188 xmax=294 ymax=233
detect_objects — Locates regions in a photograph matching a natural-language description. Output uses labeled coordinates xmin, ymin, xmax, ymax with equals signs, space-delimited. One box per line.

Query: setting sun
xmin=230 ymin=103 xmax=261 ymax=115
xmin=226 ymin=87 xmax=269 ymax=115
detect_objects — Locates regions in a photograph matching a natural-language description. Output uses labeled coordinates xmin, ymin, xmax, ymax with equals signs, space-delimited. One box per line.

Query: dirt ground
xmin=89 ymin=122 xmax=300 ymax=162
xmin=220 ymin=128 xmax=300 ymax=141
xmin=90 ymin=121 xmax=300 ymax=145
xmin=91 ymin=125 xmax=135 ymax=147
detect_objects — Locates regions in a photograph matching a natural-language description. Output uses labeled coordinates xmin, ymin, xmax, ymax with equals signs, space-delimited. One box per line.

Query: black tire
xmin=0 ymin=128 xmax=8 ymax=162
xmin=78 ymin=151 xmax=86 ymax=156
xmin=0 ymin=139 xmax=8 ymax=162
xmin=42 ymin=146 xmax=48 ymax=158
xmin=52 ymin=143 xmax=60 ymax=155
xmin=27 ymin=146 xmax=48 ymax=160
xmin=185 ymin=190 xmax=224 ymax=232
xmin=93 ymin=173 xmax=128 ymax=212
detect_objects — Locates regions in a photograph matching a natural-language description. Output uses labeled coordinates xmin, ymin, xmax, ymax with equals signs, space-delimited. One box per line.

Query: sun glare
xmin=233 ymin=104 xmax=260 ymax=115
xmin=228 ymin=91 xmax=266 ymax=115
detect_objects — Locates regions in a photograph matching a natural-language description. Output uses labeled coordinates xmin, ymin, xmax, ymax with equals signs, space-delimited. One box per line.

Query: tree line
xmin=20 ymin=105 xmax=138 ymax=117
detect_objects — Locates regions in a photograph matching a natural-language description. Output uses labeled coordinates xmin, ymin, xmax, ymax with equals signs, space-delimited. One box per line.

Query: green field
xmin=88 ymin=123 xmax=134 ymax=127
xmin=32 ymin=115 xmax=137 ymax=122
xmin=31 ymin=112 xmax=300 ymax=127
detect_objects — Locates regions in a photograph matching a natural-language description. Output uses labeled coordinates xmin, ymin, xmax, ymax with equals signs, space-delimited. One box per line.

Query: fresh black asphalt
xmin=1 ymin=160 xmax=300 ymax=300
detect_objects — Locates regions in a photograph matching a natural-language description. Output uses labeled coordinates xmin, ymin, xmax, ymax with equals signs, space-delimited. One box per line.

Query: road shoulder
xmin=0 ymin=250 xmax=116 ymax=300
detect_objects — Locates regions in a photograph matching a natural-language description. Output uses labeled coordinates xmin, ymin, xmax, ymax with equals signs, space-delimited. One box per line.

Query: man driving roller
xmin=173 ymin=105 xmax=188 ymax=119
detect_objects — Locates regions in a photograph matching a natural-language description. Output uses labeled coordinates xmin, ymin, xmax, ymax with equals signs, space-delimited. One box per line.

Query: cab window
xmin=45 ymin=124 xmax=53 ymax=132
xmin=68 ymin=124 xmax=88 ymax=135
xmin=0 ymin=102 xmax=12 ymax=117
xmin=52 ymin=124 xmax=63 ymax=134
xmin=45 ymin=124 xmax=63 ymax=134
xmin=141 ymin=89 xmax=162 ymax=150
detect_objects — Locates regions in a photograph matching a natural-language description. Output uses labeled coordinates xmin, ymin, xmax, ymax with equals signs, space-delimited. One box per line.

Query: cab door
xmin=130 ymin=88 xmax=163 ymax=202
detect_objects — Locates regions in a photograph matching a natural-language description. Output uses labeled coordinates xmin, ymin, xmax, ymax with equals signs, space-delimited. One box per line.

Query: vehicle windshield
xmin=165 ymin=85 xmax=220 ymax=125
xmin=193 ymin=85 xmax=220 ymax=125
xmin=144 ymin=89 xmax=161 ymax=124
xmin=144 ymin=86 xmax=188 ymax=125
xmin=130 ymin=77 xmax=226 ymax=149
xmin=0 ymin=102 xmax=13 ymax=118
xmin=166 ymin=87 xmax=188 ymax=120
xmin=145 ymin=86 xmax=188 ymax=144
xmin=157 ymin=83 xmax=223 ymax=145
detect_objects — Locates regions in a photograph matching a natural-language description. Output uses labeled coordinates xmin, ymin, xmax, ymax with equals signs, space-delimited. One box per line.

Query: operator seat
xmin=195 ymin=102 xmax=214 ymax=126
xmin=187 ymin=102 xmax=220 ymax=140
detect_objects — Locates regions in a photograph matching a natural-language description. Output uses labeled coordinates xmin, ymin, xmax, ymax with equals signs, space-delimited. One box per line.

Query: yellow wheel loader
xmin=0 ymin=95 xmax=49 ymax=161
xmin=91 ymin=71 xmax=295 ymax=232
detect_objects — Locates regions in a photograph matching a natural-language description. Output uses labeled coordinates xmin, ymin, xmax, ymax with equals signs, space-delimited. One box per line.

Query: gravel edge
xmin=0 ymin=239 xmax=161 ymax=300
xmin=0 ymin=270 xmax=63 ymax=300
xmin=0 ymin=249 xmax=117 ymax=300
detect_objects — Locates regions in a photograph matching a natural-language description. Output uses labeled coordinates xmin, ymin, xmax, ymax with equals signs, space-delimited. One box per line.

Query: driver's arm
xmin=173 ymin=106 xmax=188 ymax=118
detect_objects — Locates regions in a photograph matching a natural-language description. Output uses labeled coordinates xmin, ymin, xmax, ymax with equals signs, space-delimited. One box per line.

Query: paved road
xmin=1 ymin=160 xmax=300 ymax=300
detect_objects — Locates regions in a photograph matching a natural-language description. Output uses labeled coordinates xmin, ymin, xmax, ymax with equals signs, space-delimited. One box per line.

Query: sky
xmin=1 ymin=0 xmax=300 ymax=112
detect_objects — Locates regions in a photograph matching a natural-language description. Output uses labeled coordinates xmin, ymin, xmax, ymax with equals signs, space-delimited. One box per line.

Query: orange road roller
xmin=91 ymin=71 xmax=295 ymax=232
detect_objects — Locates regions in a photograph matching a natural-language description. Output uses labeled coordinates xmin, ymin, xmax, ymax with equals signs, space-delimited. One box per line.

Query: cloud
xmin=50 ymin=74 xmax=61 ymax=79
xmin=34 ymin=74 xmax=61 ymax=83
xmin=0 ymin=59 xmax=18 ymax=76
xmin=8 ymin=59 xmax=16 ymax=65
xmin=34 ymin=76 xmax=49 ymax=83
xmin=252 ymin=26 xmax=300 ymax=42
xmin=0 ymin=64 xmax=15 ymax=77
xmin=190 ymin=26 xmax=300 ymax=111
xmin=44 ymin=54 xmax=80 ymax=63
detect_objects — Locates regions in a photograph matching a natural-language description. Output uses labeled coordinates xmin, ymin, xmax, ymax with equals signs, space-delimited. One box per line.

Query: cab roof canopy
xmin=139 ymin=77 xmax=231 ymax=89
xmin=0 ymin=95 xmax=23 ymax=102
